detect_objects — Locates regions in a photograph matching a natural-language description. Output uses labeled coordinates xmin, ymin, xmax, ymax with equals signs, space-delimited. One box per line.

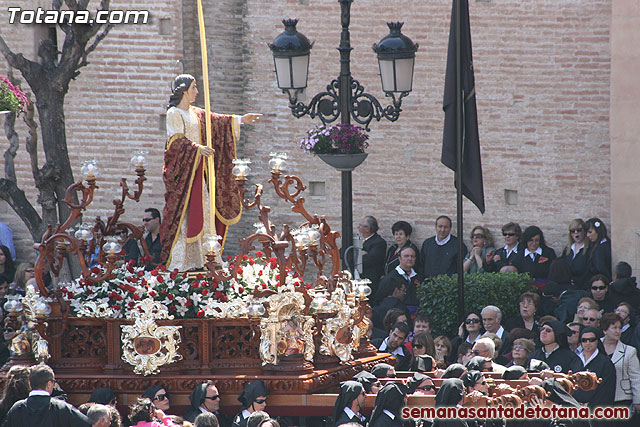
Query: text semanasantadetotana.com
xmin=402 ymin=405 xmax=630 ymax=420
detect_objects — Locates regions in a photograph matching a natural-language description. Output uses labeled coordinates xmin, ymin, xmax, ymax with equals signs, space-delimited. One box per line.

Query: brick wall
xmin=0 ymin=0 xmax=615 ymax=269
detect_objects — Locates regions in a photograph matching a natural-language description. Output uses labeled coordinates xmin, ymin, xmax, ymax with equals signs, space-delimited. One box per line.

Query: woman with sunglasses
xmin=142 ymin=385 xmax=170 ymax=414
xmin=585 ymin=218 xmax=612 ymax=280
xmin=449 ymin=311 xmax=484 ymax=364
xmin=485 ymin=222 xmax=521 ymax=273
xmin=233 ymin=380 xmax=269 ymax=427
xmin=600 ymin=313 xmax=640 ymax=420
xmin=410 ymin=333 xmax=436 ymax=372
xmin=570 ymin=326 xmax=616 ymax=408
xmin=560 ymin=219 xmax=591 ymax=289
xmin=508 ymin=338 xmax=535 ymax=367
xmin=463 ymin=226 xmax=495 ymax=274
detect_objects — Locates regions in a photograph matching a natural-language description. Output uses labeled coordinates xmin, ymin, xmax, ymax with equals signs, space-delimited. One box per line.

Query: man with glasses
xmin=142 ymin=208 xmax=162 ymax=267
xmin=184 ymin=381 xmax=229 ymax=426
xmin=588 ymin=275 xmax=617 ymax=313
xmin=582 ymin=308 xmax=600 ymax=328
xmin=332 ymin=380 xmax=367 ymax=426
xmin=2 ymin=364 xmax=89 ymax=426
xmin=485 ymin=222 xmax=521 ymax=272
xmin=527 ymin=320 xmax=578 ymax=374
xmin=566 ymin=322 xmax=583 ymax=354
xmin=471 ymin=337 xmax=506 ymax=373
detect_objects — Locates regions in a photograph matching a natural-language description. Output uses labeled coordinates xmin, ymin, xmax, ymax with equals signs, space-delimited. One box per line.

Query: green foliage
xmin=417 ymin=273 xmax=536 ymax=337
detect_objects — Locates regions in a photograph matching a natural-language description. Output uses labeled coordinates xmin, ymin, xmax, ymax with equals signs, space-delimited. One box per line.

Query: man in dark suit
xmin=420 ymin=215 xmax=466 ymax=278
xmin=371 ymin=322 xmax=412 ymax=371
xmin=2 ymin=364 xmax=89 ymax=427
xmin=481 ymin=305 xmax=511 ymax=356
xmin=358 ymin=216 xmax=387 ymax=300
xmin=377 ymin=246 xmax=423 ymax=307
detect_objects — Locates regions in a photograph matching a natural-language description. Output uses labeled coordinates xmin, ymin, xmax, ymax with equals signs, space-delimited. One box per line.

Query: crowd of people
xmin=355 ymin=214 xmax=639 ymax=425
xmin=0 ymin=365 xmax=278 ymax=427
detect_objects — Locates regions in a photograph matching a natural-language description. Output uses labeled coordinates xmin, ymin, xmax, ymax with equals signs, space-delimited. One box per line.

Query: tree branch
xmin=23 ymin=93 xmax=39 ymax=179
xmin=0 ymin=35 xmax=33 ymax=72
xmin=3 ymin=111 xmax=18 ymax=183
xmin=76 ymin=23 xmax=113 ymax=72
xmin=0 ymin=179 xmax=44 ymax=242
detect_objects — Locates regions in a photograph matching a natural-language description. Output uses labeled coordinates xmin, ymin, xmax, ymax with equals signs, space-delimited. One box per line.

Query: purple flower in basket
xmin=299 ymin=123 xmax=369 ymax=155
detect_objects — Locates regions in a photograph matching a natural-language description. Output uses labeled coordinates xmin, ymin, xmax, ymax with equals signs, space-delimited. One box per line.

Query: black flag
xmin=441 ymin=0 xmax=485 ymax=214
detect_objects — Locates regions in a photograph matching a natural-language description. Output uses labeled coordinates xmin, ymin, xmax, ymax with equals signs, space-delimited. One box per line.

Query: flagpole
xmin=454 ymin=0 xmax=465 ymax=323
xmin=196 ymin=0 xmax=216 ymax=236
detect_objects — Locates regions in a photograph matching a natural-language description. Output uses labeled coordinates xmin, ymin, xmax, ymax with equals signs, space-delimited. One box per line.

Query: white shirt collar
xmin=544 ymin=344 xmax=560 ymax=358
xmin=435 ymin=234 xmax=451 ymax=246
xmin=579 ymin=348 xmax=599 ymax=366
xmin=524 ymin=247 xmax=542 ymax=259
xmin=380 ymin=337 xmax=404 ymax=356
xmin=570 ymin=242 xmax=584 ymax=258
xmin=241 ymin=409 xmax=251 ymax=418
xmin=344 ymin=407 xmax=364 ymax=421
xmin=622 ymin=324 xmax=630 ymax=333
xmin=484 ymin=325 xmax=504 ymax=339
xmin=383 ymin=409 xmax=396 ymax=419
xmin=29 ymin=390 xmax=50 ymax=397
xmin=600 ymin=238 xmax=607 ymax=244
xmin=362 ymin=233 xmax=374 ymax=242
xmin=504 ymin=244 xmax=518 ymax=257
xmin=395 ymin=265 xmax=417 ymax=279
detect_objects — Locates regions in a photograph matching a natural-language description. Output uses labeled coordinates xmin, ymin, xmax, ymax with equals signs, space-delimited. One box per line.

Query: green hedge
xmin=417 ymin=272 xmax=536 ymax=338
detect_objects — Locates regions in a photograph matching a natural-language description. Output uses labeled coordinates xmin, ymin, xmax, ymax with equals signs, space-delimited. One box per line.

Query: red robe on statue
xmin=160 ymin=107 xmax=242 ymax=267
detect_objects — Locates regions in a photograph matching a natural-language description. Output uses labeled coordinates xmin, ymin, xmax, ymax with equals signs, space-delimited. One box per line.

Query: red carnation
xmin=270 ymin=257 xmax=277 ymax=263
xmin=149 ymin=290 xmax=157 ymax=297
xmin=157 ymin=275 xmax=164 ymax=283
xmin=137 ymin=270 xmax=145 ymax=277
xmin=197 ymin=309 xmax=205 ymax=317
xmin=227 ymin=255 xmax=233 ymax=261
xmin=238 ymin=286 xmax=244 ymax=294
xmin=141 ymin=278 xmax=147 ymax=286
xmin=132 ymin=293 xmax=140 ymax=301
xmin=170 ymin=271 xmax=178 ymax=280
xmin=182 ymin=273 xmax=188 ymax=279
xmin=242 ymin=254 xmax=249 ymax=261
xmin=192 ymin=281 xmax=200 ymax=289
xmin=67 ymin=292 xmax=74 ymax=298
xmin=186 ymin=299 xmax=192 ymax=307
xmin=150 ymin=269 xmax=158 ymax=276
xmin=128 ymin=301 xmax=135 ymax=308
xmin=255 ymin=251 xmax=263 ymax=257
xmin=167 ymin=294 xmax=174 ymax=301
xmin=168 ymin=304 xmax=176 ymax=311
xmin=237 ymin=267 xmax=243 ymax=274
xmin=196 ymin=273 xmax=204 ymax=280
xmin=159 ymin=264 xmax=166 ymax=271
xmin=305 ymin=283 xmax=311 ymax=289
xmin=128 ymin=259 xmax=136 ymax=267
xmin=248 ymin=259 xmax=255 ymax=266
xmin=261 ymin=283 xmax=267 ymax=289
xmin=129 ymin=276 xmax=138 ymax=283
xmin=115 ymin=295 xmax=123 ymax=301
xmin=113 ymin=305 xmax=120 ymax=310
xmin=91 ymin=266 xmax=101 ymax=274
xmin=258 ymin=270 xmax=263 ymax=276
xmin=201 ymin=289 xmax=208 ymax=296
xmin=221 ymin=295 xmax=228 ymax=302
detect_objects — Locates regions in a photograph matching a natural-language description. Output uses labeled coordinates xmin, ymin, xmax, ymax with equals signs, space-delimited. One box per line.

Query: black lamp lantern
xmin=373 ymin=22 xmax=419 ymax=94
xmin=268 ymin=19 xmax=313 ymax=99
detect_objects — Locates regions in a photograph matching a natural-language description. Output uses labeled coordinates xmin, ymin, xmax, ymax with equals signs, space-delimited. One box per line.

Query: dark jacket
xmin=371 ymin=338 xmax=412 ymax=371
xmin=527 ymin=320 xmax=578 ymax=374
xmin=588 ymin=239 xmax=611 ymax=280
xmin=372 ymin=296 xmax=410 ymax=331
xmin=511 ymin=246 xmax=557 ymax=280
xmin=184 ymin=384 xmax=231 ymax=427
xmin=377 ymin=268 xmax=423 ymax=306
xmin=610 ymin=276 xmax=640 ymax=308
xmin=362 ymin=234 xmax=387 ymax=296
xmin=420 ymin=235 xmax=466 ymax=278
xmin=569 ymin=331 xmax=616 ymax=407
xmin=1 ymin=395 xmax=89 ymax=427
xmin=484 ymin=244 xmax=521 ymax=273
xmin=561 ymin=244 xmax=591 ymax=289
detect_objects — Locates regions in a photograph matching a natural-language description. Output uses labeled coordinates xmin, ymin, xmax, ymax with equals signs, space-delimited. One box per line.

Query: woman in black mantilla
xmin=332 ymin=380 xmax=366 ymax=427
xmin=585 ymin=218 xmax=612 ymax=280
xmin=369 ymin=382 xmax=408 ymax=427
xmin=232 ymin=380 xmax=269 ymax=427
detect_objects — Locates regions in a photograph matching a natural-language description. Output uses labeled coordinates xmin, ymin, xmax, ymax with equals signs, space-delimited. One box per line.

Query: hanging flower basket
xmin=317 ymin=153 xmax=368 ymax=171
xmin=0 ymin=75 xmax=29 ymax=115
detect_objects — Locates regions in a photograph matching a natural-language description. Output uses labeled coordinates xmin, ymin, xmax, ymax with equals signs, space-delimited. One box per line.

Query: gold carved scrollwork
xmin=121 ymin=299 xmax=183 ymax=376
xmin=202 ymin=300 xmax=247 ymax=318
xmin=258 ymin=292 xmax=315 ymax=366
xmin=320 ymin=307 xmax=360 ymax=363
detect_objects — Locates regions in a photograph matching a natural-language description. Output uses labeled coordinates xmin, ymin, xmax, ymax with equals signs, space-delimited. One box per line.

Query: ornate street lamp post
xmin=269 ymin=0 xmax=418 ymax=270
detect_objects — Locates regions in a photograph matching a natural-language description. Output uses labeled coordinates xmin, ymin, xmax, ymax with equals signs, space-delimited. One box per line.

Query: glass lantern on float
xmin=102 ymin=236 xmax=122 ymax=263
xmin=130 ymin=150 xmax=148 ymax=171
xmin=268 ymin=152 xmax=288 ymax=174
xmin=232 ymin=159 xmax=251 ymax=181
xmin=203 ymin=235 xmax=223 ymax=266
xmin=74 ymin=222 xmax=94 ymax=243
xmin=81 ymin=159 xmax=99 ymax=182
xmin=353 ymin=279 xmax=372 ymax=300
